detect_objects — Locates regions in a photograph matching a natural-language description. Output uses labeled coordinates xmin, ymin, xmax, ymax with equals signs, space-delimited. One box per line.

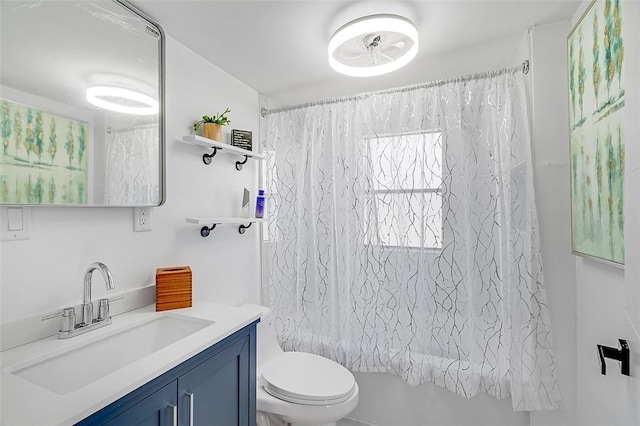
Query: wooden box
xmin=156 ymin=266 xmax=192 ymax=311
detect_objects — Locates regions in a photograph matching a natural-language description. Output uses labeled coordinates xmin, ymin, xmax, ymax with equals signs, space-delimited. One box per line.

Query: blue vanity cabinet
xmin=103 ymin=382 xmax=178 ymax=426
xmin=178 ymin=336 xmax=251 ymax=425
xmin=77 ymin=321 xmax=257 ymax=426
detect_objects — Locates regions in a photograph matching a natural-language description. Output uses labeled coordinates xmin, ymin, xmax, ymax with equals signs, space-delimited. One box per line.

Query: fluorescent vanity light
xmin=86 ymin=86 xmax=159 ymax=115
xmin=328 ymin=14 xmax=419 ymax=77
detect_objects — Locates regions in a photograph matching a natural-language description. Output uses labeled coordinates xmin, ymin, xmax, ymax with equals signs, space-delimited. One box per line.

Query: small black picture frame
xmin=231 ymin=129 xmax=253 ymax=151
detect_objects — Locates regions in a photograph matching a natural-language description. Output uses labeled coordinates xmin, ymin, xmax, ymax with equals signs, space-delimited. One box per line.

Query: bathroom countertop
xmin=0 ymin=302 xmax=260 ymax=426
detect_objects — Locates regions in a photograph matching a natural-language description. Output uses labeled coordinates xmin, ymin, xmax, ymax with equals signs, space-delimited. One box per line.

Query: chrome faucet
xmin=42 ymin=262 xmax=121 ymax=339
xmin=82 ymin=262 xmax=115 ymax=325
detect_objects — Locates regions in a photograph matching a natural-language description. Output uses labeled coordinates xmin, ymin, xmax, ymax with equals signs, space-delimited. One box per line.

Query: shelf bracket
xmin=238 ymin=222 xmax=253 ymax=234
xmin=235 ymin=155 xmax=249 ymax=171
xmin=200 ymin=223 xmax=217 ymax=237
xmin=202 ymin=147 xmax=219 ymax=165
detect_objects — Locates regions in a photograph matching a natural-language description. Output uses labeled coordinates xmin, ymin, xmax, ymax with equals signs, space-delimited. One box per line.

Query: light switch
xmin=1 ymin=207 xmax=31 ymax=241
xmin=7 ymin=207 xmax=23 ymax=231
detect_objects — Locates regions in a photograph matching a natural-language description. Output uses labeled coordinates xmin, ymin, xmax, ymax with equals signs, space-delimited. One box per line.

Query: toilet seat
xmin=261 ymin=352 xmax=356 ymax=406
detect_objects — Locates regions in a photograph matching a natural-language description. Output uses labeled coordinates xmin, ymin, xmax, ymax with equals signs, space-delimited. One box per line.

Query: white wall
xmin=573 ymin=1 xmax=640 ymax=425
xmin=0 ymin=36 xmax=262 ymax=322
xmin=519 ymin=4 xmax=640 ymax=425
xmin=525 ymin=21 xmax=578 ymax=426
xmin=624 ymin=2 xmax=640 ymax=421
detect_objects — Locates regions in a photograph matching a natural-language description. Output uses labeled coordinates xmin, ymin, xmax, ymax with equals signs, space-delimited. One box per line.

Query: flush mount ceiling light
xmin=328 ymin=14 xmax=419 ymax=77
xmin=86 ymin=86 xmax=159 ymax=115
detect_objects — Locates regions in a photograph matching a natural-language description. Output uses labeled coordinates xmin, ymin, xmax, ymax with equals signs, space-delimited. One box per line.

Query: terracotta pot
xmin=202 ymin=123 xmax=223 ymax=142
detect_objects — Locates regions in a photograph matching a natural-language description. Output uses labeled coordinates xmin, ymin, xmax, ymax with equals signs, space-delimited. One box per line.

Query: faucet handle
xmin=42 ymin=307 xmax=76 ymax=332
xmin=96 ymin=295 xmax=124 ymax=321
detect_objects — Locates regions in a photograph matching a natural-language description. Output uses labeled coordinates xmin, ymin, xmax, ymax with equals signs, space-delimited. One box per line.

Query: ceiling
xmin=131 ymin=0 xmax=581 ymax=107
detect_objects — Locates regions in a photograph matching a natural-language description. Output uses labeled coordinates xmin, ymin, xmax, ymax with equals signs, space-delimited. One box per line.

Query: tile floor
xmin=338 ymin=418 xmax=375 ymax=426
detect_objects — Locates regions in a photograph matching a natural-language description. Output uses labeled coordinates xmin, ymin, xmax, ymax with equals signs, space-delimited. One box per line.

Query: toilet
xmin=240 ymin=304 xmax=359 ymax=426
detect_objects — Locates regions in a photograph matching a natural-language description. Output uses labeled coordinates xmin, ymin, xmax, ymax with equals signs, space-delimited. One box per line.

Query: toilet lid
xmin=261 ymin=352 xmax=355 ymax=406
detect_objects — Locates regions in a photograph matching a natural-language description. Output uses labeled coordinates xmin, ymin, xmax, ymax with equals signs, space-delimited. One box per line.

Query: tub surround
xmin=0 ymin=302 xmax=260 ymax=425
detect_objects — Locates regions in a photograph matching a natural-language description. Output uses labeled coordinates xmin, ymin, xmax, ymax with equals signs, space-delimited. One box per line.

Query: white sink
xmin=8 ymin=314 xmax=213 ymax=394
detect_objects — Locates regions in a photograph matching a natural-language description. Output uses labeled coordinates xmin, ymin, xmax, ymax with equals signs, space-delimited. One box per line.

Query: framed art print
xmin=0 ymin=98 xmax=89 ymax=205
xmin=568 ymin=0 xmax=625 ymax=265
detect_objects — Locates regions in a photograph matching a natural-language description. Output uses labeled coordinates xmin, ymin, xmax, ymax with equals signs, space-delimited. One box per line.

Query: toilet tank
xmin=238 ymin=304 xmax=285 ymax=373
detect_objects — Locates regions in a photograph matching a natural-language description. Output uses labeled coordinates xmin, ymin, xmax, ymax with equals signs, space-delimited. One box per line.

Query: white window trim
xmin=366 ymin=130 xmax=444 ymax=250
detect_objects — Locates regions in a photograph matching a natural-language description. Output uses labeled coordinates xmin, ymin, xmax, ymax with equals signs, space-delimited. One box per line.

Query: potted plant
xmin=193 ymin=108 xmax=231 ymax=142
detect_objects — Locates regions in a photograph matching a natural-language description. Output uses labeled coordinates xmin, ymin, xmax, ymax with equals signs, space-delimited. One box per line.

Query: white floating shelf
xmin=186 ymin=216 xmax=267 ymax=237
xmin=186 ymin=217 xmax=267 ymax=225
xmin=181 ymin=135 xmax=266 ymax=160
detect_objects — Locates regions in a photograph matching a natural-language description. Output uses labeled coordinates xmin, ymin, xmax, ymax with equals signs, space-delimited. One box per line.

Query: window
xmin=367 ymin=131 xmax=443 ymax=249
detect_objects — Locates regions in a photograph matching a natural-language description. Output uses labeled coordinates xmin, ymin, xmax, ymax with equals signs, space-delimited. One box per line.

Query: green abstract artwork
xmin=568 ymin=0 xmax=625 ymax=265
xmin=0 ymin=98 xmax=88 ymax=205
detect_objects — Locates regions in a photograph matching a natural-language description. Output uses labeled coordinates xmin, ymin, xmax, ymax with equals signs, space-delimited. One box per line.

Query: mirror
xmin=0 ymin=0 xmax=164 ymax=206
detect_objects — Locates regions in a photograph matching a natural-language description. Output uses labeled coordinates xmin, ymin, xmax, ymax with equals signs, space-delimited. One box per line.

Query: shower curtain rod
xmin=261 ymin=60 xmax=530 ymax=117
xmin=106 ymin=124 xmax=158 ymax=134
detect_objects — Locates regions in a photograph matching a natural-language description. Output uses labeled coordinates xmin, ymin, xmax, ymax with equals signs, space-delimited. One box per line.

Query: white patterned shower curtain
xmin=260 ymin=68 xmax=562 ymax=411
xmin=105 ymin=126 xmax=159 ymax=205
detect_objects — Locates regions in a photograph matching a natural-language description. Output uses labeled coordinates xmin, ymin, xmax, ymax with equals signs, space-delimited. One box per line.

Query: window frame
xmin=365 ymin=129 xmax=444 ymax=251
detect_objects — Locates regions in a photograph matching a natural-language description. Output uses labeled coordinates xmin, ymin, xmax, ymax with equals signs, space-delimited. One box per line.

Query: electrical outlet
xmin=133 ymin=207 xmax=152 ymax=232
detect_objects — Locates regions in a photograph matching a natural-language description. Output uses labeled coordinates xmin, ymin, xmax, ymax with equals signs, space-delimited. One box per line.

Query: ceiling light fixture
xmin=86 ymin=86 xmax=159 ymax=115
xmin=328 ymin=14 xmax=419 ymax=77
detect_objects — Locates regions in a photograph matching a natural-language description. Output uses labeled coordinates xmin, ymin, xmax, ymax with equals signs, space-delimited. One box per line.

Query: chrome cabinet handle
xmin=167 ymin=403 xmax=177 ymax=426
xmin=185 ymin=392 xmax=194 ymax=426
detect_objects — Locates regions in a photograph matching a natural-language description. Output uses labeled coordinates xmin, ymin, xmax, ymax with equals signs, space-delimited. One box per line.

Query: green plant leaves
xmin=193 ymin=108 xmax=231 ymax=131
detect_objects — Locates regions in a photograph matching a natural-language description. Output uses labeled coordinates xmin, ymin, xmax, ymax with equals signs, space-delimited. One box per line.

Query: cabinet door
xmin=178 ymin=336 xmax=251 ymax=426
xmin=103 ymin=381 xmax=178 ymax=426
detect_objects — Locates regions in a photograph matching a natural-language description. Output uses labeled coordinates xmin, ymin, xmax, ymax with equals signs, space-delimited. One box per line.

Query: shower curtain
xmin=104 ymin=126 xmax=159 ymax=205
xmin=260 ymin=67 xmax=562 ymax=411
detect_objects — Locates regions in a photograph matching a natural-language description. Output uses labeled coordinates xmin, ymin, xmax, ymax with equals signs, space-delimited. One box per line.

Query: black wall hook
xmin=202 ymin=147 xmax=219 ymax=165
xmin=597 ymin=339 xmax=630 ymax=376
xmin=235 ymin=155 xmax=249 ymax=171
xmin=200 ymin=224 xmax=217 ymax=237
xmin=238 ymin=222 xmax=252 ymax=234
